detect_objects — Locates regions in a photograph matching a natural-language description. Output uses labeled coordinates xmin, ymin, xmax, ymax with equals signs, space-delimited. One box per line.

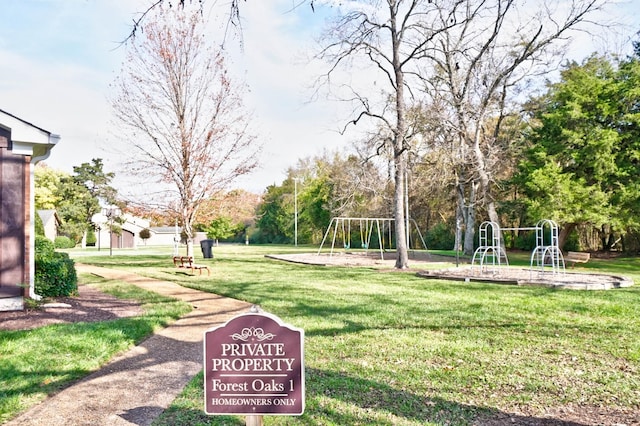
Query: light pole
xmin=294 ymin=178 xmax=299 ymax=247
xmin=405 ymin=169 xmax=410 ymax=250
xmin=102 ymin=205 xmax=121 ymax=256
xmin=91 ymin=212 xmax=107 ymax=252
xmin=173 ymin=220 xmax=180 ymax=257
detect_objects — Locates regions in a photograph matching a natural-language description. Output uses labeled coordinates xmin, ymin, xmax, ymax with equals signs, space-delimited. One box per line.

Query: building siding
xmin=0 ymin=128 xmax=26 ymax=298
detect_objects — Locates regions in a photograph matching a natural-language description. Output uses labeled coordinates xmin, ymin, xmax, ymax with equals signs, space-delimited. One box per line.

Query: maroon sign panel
xmin=204 ymin=312 xmax=305 ymax=416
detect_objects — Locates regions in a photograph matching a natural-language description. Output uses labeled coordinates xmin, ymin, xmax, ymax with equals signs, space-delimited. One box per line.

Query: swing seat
xmin=344 ymin=243 xmax=350 ymax=249
xmin=362 ymin=243 xmax=368 ymax=249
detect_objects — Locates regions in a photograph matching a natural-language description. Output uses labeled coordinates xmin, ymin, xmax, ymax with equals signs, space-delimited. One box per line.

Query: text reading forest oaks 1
xmin=203 ymin=312 xmax=305 ymax=416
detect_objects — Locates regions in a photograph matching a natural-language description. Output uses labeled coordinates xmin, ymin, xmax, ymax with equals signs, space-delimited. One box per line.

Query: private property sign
xmin=204 ymin=310 xmax=305 ymax=416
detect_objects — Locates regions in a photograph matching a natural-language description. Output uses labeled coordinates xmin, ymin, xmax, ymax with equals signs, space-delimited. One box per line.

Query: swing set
xmin=317 ymin=217 xmax=428 ymax=259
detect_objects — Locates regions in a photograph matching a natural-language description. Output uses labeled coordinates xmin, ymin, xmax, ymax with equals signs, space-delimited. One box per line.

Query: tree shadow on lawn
xmin=0 ymin=318 xmax=159 ymax=423
xmin=152 ymin=367 xmax=589 ymax=426
xmin=305 ymin=367 xmax=588 ymax=426
xmin=291 ymin=297 xmax=532 ymax=338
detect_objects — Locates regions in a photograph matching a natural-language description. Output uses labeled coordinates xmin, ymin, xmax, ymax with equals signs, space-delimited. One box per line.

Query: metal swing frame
xmin=317 ymin=217 xmax=428 ymax=260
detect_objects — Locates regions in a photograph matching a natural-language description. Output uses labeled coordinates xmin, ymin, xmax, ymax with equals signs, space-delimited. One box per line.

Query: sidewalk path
xmin=6 ymin=264 xmax=251 ymax=426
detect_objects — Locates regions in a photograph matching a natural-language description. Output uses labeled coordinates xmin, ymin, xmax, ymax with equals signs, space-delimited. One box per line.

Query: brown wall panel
xmin=0 ymin=127 xmax=26 ymax=297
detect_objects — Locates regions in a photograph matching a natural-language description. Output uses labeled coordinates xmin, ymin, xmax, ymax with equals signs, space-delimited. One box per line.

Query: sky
xmin=1 ymin=0 xmax=639 ymax=195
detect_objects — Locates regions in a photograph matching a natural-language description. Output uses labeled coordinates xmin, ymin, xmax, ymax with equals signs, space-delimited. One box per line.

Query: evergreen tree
xmin=512 ymin=55 xmax=640 ymax=250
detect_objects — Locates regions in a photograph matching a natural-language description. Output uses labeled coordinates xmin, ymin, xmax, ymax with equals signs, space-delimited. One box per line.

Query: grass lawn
xmin=0 ymin=273 xmax=191 ymax=424
xmin=1 ymin=244 xmax=639 ymax=425
xmin=65 ymin=245 xmax=640 ymax=425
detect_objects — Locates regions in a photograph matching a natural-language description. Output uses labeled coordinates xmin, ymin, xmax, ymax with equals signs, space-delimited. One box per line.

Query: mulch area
xmin=0 ymin=285 xmax=144 ymax=331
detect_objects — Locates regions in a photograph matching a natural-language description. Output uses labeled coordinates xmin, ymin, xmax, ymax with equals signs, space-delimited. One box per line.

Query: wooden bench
xmin=173 ymin=256 xmax=210 ymax=275
xmin=565 ymin=251 xmax=590 ymax=268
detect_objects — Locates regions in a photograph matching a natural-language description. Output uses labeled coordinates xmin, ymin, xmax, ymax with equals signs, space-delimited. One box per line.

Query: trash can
xmin=200 ymin=239 xmax=214 ymax=258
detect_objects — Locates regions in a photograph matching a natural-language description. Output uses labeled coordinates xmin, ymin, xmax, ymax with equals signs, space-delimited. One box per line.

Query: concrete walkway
xmin=6 ymin=264 xmax=252 ymax=426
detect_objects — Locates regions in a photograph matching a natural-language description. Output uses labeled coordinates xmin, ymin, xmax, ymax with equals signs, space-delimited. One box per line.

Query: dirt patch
xmin=268 ymin=252 xmax=634 ymax=290
xmin=475 ymin=404 xmax=640 ymax=425
xmin=0 ymin=285 xmax=144 ymax=331
xmin=267 ymin=251 xmax=452 ymax=268
xmin=418 ymin=265 xmax=634 ymax=290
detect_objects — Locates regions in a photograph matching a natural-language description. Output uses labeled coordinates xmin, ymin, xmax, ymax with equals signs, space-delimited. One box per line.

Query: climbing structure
xmin=471 ymin=219 xmax=566 ymax=276
xmin=471 ymin=221 xmax=509 ymax=273
xmin=529 ymin=219 xmax=565 ymax=275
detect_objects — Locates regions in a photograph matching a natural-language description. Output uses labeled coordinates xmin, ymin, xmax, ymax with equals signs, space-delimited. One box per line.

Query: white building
xmin=91 ymin=213 xmax=207 ymax=249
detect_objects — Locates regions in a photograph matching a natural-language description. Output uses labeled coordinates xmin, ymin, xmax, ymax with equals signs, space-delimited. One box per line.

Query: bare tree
xmin=111 ymin=6 xmax=259 ymax=256
xmin=418 ymin=0 xmax=607 ymax=254
xmin=123 ymin=0 xmax=319 ymax=47
xmin=315 ymin=0 xmax=609 ymax=261
xmin=315 ymin=0 xmax=463 ymax=268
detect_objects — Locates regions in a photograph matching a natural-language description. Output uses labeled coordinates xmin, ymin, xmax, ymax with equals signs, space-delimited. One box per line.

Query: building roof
xmin=37 ymin=209 xmax=60 ymax=225
xmin=0 ymin=109 xmax=52 ymax=135
xmin=0 ymin=108 xmax=60 ymax=159
xmin=150 ymin=227 xmax=182 ymax=234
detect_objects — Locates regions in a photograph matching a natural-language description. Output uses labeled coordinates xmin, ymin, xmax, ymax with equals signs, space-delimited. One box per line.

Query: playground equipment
xmin=471 ymin=219 xmax=566 ymax=275
xmin=527 ymin=219 xmax=565 ymax=275
xmin=471 ymin=221 xmax=509 ymax=273
xmin=317 ymin=217 xmax=428 ymax=259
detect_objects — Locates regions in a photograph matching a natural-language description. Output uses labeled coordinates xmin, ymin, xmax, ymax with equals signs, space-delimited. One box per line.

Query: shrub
xmin=139 ymin=228 xmax=151 ymax=243
xmin=86 ymin=228 xmax=97 ymax=246
xmin=506 ymin=229 xmax=579 ymax=252
xmin=426 ymin=222 xmax=455 ymax=250
xmin=622 ymin=230 xmax=640 ymax=253
xmin=35 ymin=236 xmax=77 ymax=297
xmin=35 ymin=235 xmax=55 ymax=259
xmin=563 ymin=230 xmax=579 ymax=252
xmin=34 ymin=213 xmax=45 ymax=236
xmin=514 ymin=231 xmax=536 ymax=251
xmin=54 ymin=235 xmax=76 ymax=249
xmin=205 ymin=217 xmax=240 ymax=242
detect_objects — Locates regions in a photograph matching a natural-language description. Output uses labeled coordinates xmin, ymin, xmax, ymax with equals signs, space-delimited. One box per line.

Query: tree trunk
xmin=486 ymin=201 xmax=500 ymax=227
xmin=558 ymin=223 xmax=576 ymax=250
xmin=454 ymin=202 xmax=463 ymax=252
xmin=184 ymin=220 xmax=194 ymax=258
xmin=394 ymin=154 xmax=409 ymax=269
xmin=471 ymin=126 xmax=505 ymax=248
xmin=391 ymin=7 xmax=408 ymax=270
xmin=463 ymin=182 xmax=477 ymax=256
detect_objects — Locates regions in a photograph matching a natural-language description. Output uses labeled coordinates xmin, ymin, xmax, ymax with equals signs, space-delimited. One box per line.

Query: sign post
xmin=204 ymin=308 xmax=305 ymax=423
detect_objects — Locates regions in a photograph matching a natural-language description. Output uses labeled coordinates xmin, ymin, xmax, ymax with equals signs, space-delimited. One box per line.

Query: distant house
xmin=91 ymin=214 xmax=208 ymax=250
xmin=147 ymin=226 xmax=181 ymax=246
xmin=90 ymin=211 xmax=210 ymax=256
xmin=93 ymin=213 xmax=151 ymax=250
xmin=146 ymin=226 xmax=207 ymax=247
xmin=37 ymin=209 xmax=61 ymax=242
xmin=0 ymin=109 xmax=59 ymax=311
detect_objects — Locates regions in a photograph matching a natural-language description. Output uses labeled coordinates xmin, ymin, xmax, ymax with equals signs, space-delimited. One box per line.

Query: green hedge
xmin=35 ymin=236 xmax=77 ymax=297
xmin=426 ymin=222 xmax=455 ymax=250
xmin=34 ymin=213 xmax=45 ymax=236
xmin=86 ymin=228 xmax=97 ymax=246
xmin=54 ymin=235 xmax=76 ymax=249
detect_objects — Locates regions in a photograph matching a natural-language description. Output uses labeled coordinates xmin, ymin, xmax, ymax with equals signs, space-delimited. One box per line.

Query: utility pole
xmin=294 ymin=178 xmax=299 ymax=247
